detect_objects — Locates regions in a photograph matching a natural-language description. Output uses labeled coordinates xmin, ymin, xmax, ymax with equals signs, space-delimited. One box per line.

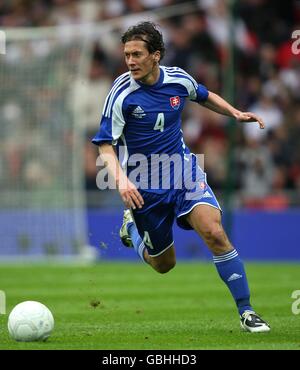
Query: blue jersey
xmin=92 ymin=66 xmax=209 ymax=191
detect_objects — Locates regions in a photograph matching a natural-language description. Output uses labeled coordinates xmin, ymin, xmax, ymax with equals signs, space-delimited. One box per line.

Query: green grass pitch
xmin=0 ymin=262 xmax=299 ymax=350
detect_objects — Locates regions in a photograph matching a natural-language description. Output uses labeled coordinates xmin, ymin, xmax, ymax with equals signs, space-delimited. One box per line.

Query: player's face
xmin=124 ymin=40 xmax=160 ymax=85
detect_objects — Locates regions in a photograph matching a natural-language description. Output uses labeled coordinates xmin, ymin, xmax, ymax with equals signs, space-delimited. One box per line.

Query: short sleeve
xmin=194 ymin=83 xmax=209 ymax=103
xmin=172 ymin=67 xmax=208 ymax=103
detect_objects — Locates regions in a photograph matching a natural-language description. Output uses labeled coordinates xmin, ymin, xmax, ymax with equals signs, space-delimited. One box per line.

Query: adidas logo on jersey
xmin=132 ymin=106 xmax=146 ymax=119
xmin=202 ymin=191 xmax=212 ymax=198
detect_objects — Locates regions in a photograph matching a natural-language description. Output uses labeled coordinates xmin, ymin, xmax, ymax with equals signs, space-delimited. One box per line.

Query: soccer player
xmin=92 ymin=22 xmax=270 ymax=332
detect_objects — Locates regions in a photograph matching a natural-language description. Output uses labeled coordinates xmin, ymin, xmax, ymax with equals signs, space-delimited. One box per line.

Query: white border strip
xmin=148 ymin=240 xmax=174 ymax=258
xmin=213 ymin=249 xmax=238 ymax=264
xmin=177 ymin=201 xmax=222 ymax=219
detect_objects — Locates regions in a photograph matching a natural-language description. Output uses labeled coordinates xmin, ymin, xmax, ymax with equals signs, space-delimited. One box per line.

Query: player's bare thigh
xmin=185 ymin=204 xmax=233 ymax=255
xmin=145 ymin=244 xmax=176 ymax=274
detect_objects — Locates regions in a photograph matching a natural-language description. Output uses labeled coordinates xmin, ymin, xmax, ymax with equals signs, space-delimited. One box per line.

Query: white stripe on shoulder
xmin=111 ymin=82 xmax=140 ymax=140
xmin=103 ymin=73 xmax=130 ymax=117
xmin=103 ymin=73 xmax=130 ymax=116
xmin=164 ymin=66 xmax=177 ymax=71
xmin=106 ymin=78 xmax=131 ymax=118
xmin=162 ymin=67 xmax=197 ymax=100
xmin=163 ymin=66 xmax=198 ymax=91
xmin=175 ymin=67 xmax=198 ymax=84
xmin=113 ymin=71 xmax=130 ymax=85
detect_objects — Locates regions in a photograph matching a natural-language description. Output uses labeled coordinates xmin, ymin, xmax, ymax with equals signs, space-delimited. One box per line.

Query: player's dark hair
xmin=121 ymin=22 xmax=165 ymax=61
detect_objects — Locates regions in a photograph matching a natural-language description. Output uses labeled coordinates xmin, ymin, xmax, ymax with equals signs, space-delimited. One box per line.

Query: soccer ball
xmin=8 ymin=301 xmax=54 ymax=342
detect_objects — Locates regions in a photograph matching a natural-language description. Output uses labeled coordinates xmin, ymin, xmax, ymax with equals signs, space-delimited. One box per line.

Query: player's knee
xmin=153 ymin=259 xmax=176 ymax=274
xmin=203 ymin=222 xmax=226 ymax=246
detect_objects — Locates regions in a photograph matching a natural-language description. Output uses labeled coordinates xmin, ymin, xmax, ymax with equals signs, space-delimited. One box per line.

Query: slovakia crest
xmin=170 ymin=96 xmax=180 ymax=110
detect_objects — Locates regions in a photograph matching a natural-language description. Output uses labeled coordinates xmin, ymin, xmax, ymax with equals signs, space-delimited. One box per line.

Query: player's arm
xmin=201 ymin=91 xmax=265 ymax=129
xmin=179 ymin=67 xmax=264 ymax=129
xmin=98 ymin=143 xmax=144 ymax=210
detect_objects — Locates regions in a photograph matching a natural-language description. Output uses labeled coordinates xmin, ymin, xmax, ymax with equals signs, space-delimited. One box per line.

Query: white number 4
xmin=154 ymin=113 xmax=164 ymax=132
xmin=143 ymin=231 xmax=154 ymax=249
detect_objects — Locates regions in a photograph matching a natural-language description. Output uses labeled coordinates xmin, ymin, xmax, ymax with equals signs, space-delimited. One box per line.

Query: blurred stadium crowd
xmin=1 ymin=0 xmax=300 ymax=209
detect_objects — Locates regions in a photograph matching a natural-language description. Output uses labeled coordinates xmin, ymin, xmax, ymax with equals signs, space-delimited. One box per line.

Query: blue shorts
xmin=131 ymin=178 xmax=221 ymax=257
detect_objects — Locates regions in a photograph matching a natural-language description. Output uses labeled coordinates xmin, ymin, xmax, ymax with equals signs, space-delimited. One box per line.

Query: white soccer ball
xmin=8 ymin=301 xmax=54 ymax=342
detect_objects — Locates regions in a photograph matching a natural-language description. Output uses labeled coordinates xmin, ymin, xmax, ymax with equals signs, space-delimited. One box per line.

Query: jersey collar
xmin=135 ymin=67 xmax=164 ymax=89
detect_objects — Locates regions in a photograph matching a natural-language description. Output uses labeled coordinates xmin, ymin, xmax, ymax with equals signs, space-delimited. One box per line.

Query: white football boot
xmin=119 ymin=209 xmax=133 ymax=248
xmin=240 ymin=310 xmax=271 ymax=333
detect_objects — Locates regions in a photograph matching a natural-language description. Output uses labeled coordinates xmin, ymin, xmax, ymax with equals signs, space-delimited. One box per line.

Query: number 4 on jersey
xmin=153 ymin=113 xmax=164 ymax=132
xmin=143 ymin=231 xmax=154 ymax=249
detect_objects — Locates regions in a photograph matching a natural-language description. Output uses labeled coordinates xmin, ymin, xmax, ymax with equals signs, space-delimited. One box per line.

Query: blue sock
xmin=213 ymin=249 xmax=253 ymax=315
xmin=127 ymin=222 xmax=147 ymax=263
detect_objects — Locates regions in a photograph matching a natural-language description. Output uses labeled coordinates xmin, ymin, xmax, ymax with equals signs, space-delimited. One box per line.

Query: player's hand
xmin=118 ymin=178 xmax=144 ymax=210
xmin=234 ymin=111 xmax=265 ymax=129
